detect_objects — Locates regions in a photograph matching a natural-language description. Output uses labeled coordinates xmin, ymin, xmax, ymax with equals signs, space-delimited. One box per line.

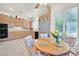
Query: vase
xmin=56 ymin=38 xmax=63 ymax=47
xmin=50 ymin=36 xmax=58 ymax=44
xmin=49 ymin=35 xmax=55 ymax=43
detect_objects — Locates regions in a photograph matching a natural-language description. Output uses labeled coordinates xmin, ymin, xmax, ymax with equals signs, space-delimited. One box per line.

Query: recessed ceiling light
xmin=44 ymin=3 xmax=47 ymax=5
xmin=40 ymin=3 xmax=47 ymax=5
xmin=10 ymin=8 xmax=13 ymax=11
xmin=40 ymin=3 xmax=43 ymax=5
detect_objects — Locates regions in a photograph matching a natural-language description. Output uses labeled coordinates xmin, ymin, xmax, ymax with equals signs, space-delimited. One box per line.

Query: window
xmin=55 ymin=7 xmax=77 ymax=37
xmin=64 ymin=7 xmax=77 ymax=37
xmin=55 ymin=12 xmax=64 ymax=33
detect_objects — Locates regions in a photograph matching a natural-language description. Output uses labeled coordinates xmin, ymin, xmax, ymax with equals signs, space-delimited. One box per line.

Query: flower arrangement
xmin=50 ymin=31 xmax=60 ymax=44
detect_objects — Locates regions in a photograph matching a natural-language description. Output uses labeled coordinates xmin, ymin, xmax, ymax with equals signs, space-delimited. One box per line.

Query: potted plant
xmin=50 ymin=31 xmax=60 ymax=44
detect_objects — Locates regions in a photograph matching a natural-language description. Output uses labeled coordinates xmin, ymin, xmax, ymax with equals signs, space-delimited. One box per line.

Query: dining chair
xmin=62 ymin=36 xmax=76 ymax=47
xmin=69 ymin=38 xmax=79 ymax=56
xmin=24 ymin=35 xmax=46 ymax=56
xmin=40 ymin=33 xmax=49 ymax=38
xmin=24 ymin=35 xmax=34 ymax=49
xmin=24 ymin=35 xmax=39 ymax=56
xmin=60 ymin=36 xmax=76 ymax=56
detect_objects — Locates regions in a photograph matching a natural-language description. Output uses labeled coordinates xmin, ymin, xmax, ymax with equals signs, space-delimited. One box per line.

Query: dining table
xmin=34 ymin=38 xmax=70 ymax=56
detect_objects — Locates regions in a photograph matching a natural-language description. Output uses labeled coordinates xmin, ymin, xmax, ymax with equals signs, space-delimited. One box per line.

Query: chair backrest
xmin=74 ymin=38 xmax=79 ymax=45
xmin=24 ymin=35 xmax=34 ymax=49
xmin=73 ymin=38 xmax=79 ymax=49
xmin=40 ymin=33 xmax=49 ymax=38
xmin=62 ymin=36 xmax=76 ymax=47
xmin=71 ymin=38 xmax=79 ymax=55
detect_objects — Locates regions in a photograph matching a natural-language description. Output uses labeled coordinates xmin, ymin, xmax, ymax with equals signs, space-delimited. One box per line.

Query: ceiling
xmin=0 ymin=3 xmax=79 ymax=20
xmin=0 ymin=3 xmax=48 ymax=19
xmin=0 ymin=3 xmax=35 ymax=19
xmin=50 ymin=3 xmax=79 ymax=12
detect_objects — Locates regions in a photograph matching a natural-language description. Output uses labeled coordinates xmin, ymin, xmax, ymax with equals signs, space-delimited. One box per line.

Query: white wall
xmin=39 ymin=20 xmax=50 ymax=33
xmin=33 ymin=17 xmax=39 ymax=31
xmin=53 ymin=3 xmax=79 ymax=12
xmin=77 ymin=7 xmax=79 ymax=38
xmin=50 ymin=6 xmax=55 ymax=32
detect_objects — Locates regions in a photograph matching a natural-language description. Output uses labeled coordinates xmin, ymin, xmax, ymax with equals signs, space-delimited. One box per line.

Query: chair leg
xmin=70 ymin=51 xmax=77 ymax=56
xmin=66 ymin=52 xmax=70 ymax=56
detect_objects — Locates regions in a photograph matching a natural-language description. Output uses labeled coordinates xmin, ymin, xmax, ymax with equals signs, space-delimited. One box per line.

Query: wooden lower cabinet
xmin=0 ymin=31 xmax=34 ymax=42
xmin=9 ymin=31 xmax=34 ymax=39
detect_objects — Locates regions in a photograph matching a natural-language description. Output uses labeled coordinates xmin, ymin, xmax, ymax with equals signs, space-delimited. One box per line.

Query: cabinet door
xmin=9 ymin=31 xmax=31 ymax=39
xmin=14 ymin=19 xmax=20 ymax=26
xmin=23 ymin=20 xmax=32 ymax=29
xmin=0 ymin=15 xmax=9 ymax=24
xmin=9 ymin=32 xmax=16 ymax=39
xmin=9 ymin=18 xmax=15 ymax=27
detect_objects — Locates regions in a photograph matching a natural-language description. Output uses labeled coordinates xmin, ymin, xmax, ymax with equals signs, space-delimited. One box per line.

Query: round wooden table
xmin=34 ymin=38 xmax=70 ymax=56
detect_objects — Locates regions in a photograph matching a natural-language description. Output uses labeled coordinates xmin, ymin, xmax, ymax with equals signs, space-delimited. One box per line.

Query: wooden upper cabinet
xmin=0 ymin=14 xmax=9 ymax=24
xmin=9 ymin=17 xmax=15 ymax=27
xmin=11 ymin=18 xmax=32 ymax=28
xmin=23 ymin=20 xmax=32 ymax=29
xmin=9 ymin=18 xmax=23 ymax=27
xmin=0 ymin=14 xmax=32 ymax=28
xmin=14 ymin=18 xmax=21 ymax=26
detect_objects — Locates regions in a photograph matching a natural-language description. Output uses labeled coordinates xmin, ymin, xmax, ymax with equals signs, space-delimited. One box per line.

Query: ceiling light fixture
xmin=44 ymin=3 xmax=47 ymax=5
xmin=40 ymin=3 xmax=43 ymax=5
xmin=40 ymin=3 xmax=47 ymax=5
xmin=10 ymin=8 xmax=13 ymax=11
